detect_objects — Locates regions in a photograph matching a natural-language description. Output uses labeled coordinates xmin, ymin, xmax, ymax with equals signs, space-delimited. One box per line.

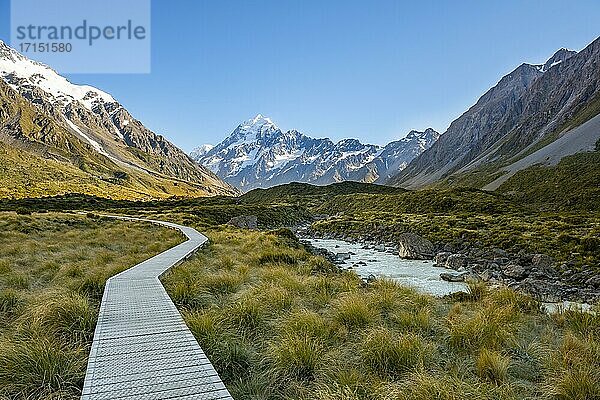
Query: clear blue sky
xmin=1 ymin=0 xmax=599 ymax=151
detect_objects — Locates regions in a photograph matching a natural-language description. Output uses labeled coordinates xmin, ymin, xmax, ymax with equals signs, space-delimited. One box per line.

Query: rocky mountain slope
xmin=0 ymin=41 xmax=237 ymax=199
xmin=390 ymin=37 xmax=600 ymax=189
xmin=192 ymin=114 xmax=439 ymax=191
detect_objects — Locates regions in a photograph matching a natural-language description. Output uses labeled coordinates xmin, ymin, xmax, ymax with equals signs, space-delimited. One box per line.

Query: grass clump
xmin=333 ymin=293 xmax=375 ymax=330
xmin=542 ymin=333 xmax=600 ymax=400
xmin=279 ymin=309 xmax=332 ymax=341
xmin=228 ymin=295 xmax=266 ymax=335
xmin=0 ymin=336 xmax=86 ymax=399
xmin=551 ymin=306 xmax=600 ymax=336
xmin=202 ymin=271 xmax=244 ymax=295
xmin=20 ymin=291 xmax=96 ymax=343
xmin=466 ymin=280 xmax=488 ymax=302
xmin=0 ymin=289 xmax=20 ymax=314
xmin=385 ymin=372 xmax=516 ymax=400
xmin=361 ymin=328 xmax=431 ymax=377
xmin=475 ymin=348 xmax=510 ymax=384
xmin=268 ymin=332 xmax=324 ymax=381
xmin=448 ymin=304 xmax=517 ymax=350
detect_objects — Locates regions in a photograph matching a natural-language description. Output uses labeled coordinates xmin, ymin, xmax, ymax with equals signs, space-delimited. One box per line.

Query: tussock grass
xmin=18 ymin=291 xmax=96 ymax=343
xmin=183 ymin=308 xmax=254 ymax=380
xmin=268 ymin=332 xmax=325 ymax=381
xmin=278 ymin=309 xmax=331 ymax=341
xmin=360 ymin=327 xmax=432 ymax=377
xmin=227 ymin=373 xmax=275 ymax=400
xmin=475 ymin=348 xmax=510 ymax=384
xmin=488 ymin=287 xmax=540 ymax=313
xmin=390 ymin=308 xmax=434 ymax=334
xmin=545 ymin=366 xmax=600 ymax=400
xmin=466 ymin=280 xmax=488 ymax=302
xmin=0 ymin=336 xmax=86 ymax=399
xmin=384 ymin=372 xmax=516 ymax=400
xmin=551 ymin=306 xmax=600 ymax=336
xmin=228 ymin=295 xmax=266 ymax=335
xmin=0 ymin=212 xmax=183 ymax=399
xmin=314 ymin=383 xmax=362 ymax=400
xmin=332 ymin=293 xmax=375 ymax=330
xmin=0 ymin=289 xmax=20 ymax=314
xmin=160 ymin=225 xmax=600 ymax=400
xmin=542 ymin=334 xmax=600 ymax=399
xmin=448 ymin=304 xmax=517 ymax=350
xmin=202 ymin=271 xmax=245 ymax=295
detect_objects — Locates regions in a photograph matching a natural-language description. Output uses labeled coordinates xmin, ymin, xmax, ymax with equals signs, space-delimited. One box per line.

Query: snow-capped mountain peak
xmin=0 ymin=40 xmax=115 ymax=111
xmin=191 ymin=115 xmax=440 ymax=192
xmin=244 ymin=113 xmax=276 ymax=128
xmin=190 ymin=144 xmax=215 ymax=159
xmin=221 ymin=113 xmax=281 ymax=148
xmin=239 ymin=113 xmax=278 ymax=135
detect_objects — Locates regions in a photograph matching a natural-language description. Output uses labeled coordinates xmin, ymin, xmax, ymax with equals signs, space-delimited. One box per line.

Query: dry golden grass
xmin=0 ymin=212 xmax=183 ymax=400
xmin=162 ymin=227 xmax=600 ymax=400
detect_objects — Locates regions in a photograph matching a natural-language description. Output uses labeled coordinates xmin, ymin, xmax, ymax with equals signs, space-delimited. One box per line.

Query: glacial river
xmin=307 ymin=238 xmax=595 ymax=313
xmin=307 ymin=238 xmax=467 ymax=296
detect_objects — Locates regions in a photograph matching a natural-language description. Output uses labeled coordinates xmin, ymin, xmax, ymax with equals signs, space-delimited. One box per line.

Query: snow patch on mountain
xmin=0 ymin=40 xmax=115 ymax=111
xmin=190 ymin=144 xmax=214 ymax=159
xmin=530 ymin=48 xmax=577 ymax=73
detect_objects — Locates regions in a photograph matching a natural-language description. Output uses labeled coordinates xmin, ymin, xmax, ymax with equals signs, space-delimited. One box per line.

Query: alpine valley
xmin=0 ymin=40 xmax=237 ymax=199
xmin=191 ymin=114 xmax=439 ymax=192
xmin=1 ymin=9 xmax=600 ymax=400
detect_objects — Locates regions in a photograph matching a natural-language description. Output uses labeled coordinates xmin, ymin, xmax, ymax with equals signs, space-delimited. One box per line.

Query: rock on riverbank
xmin=301 ymin=226 xmax=598 ymax=303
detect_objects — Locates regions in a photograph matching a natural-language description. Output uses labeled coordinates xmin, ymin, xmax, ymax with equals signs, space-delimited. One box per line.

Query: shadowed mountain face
xmin=390 ymin=38 xmax=600 ymax=189
xmin=0 ymin=41 xmax=237 ymax=199
xmin=192 ymin=114 xmax=439 ymax=192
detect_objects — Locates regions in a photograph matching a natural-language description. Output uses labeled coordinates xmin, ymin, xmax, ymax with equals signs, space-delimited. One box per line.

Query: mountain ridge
xmin=192 ymin=115 xmax=439 ymax=191
xmin=389 ymin=38 xmax=599 ymax=189
xmin=0 ymin=40 xmax=238 ymax=199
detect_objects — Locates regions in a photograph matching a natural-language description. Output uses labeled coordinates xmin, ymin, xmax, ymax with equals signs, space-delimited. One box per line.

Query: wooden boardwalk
xmin=81 ymin=216 xmax=233 ymax=400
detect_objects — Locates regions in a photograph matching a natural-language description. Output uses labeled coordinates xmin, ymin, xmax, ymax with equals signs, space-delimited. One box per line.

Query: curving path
xmin=81 ymin=216 xmax=233 ymax=400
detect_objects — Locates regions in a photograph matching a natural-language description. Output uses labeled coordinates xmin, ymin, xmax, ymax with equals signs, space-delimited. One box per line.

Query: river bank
xmin=301 ymin=235 xmax=596 ymax=314
xmin=299 ymin=226 xmax=599 ymax=305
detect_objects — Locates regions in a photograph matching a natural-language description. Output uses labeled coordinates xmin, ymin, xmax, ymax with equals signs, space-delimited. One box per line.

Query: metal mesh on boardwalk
xmin=81 ymin=217 xmax=233 ymax=400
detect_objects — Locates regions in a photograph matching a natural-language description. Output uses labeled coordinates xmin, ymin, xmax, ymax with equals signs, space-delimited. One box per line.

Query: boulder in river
xmin=441 ymin=271 xmax=480 ymax=282
xmin=440 ymin=271 xmax=469 ymax=282
xmin=434 ymin=252 xmax=452 ymax=267
xmin=397 ymin=233 xmax=434 ymax=260
xmin=445 ymin=254 xmax=468 ymax=269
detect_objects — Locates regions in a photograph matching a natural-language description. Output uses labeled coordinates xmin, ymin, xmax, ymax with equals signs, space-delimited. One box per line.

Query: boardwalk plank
xmin=81 ymin=217 xmax=233 ymax=400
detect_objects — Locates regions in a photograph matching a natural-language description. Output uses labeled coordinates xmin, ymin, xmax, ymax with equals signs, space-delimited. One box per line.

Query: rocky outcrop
xmin=227 ymin=215 xmax=258 ymax=230
xmin=532 ymin=254 xmax=554 ymax=269
xmin=501 ymin=264 xmax=529 ymax=280
xmin=431 ymin=248 xmax=598 ymax=303
xmin=397 ymin=233 xmax=434 ymax=260
xmin=433 ymin=252 xmax=452 ymax=266
xmin=445 ymin=254 xmax=468 ymax=270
